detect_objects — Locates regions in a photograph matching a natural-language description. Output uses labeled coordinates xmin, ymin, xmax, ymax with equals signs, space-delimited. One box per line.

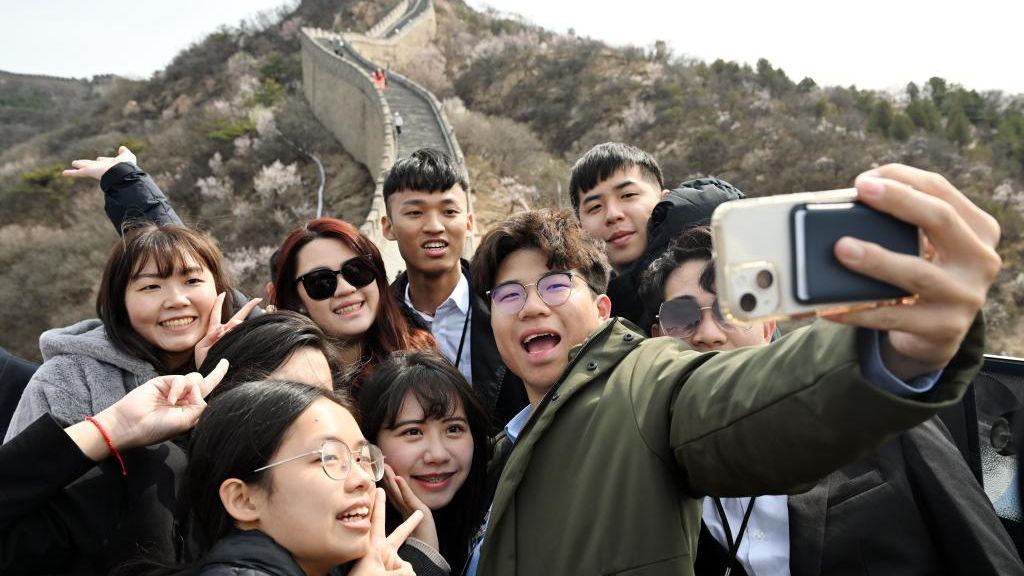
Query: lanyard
xmin=454 ymin=306 xmax=471 ymax=369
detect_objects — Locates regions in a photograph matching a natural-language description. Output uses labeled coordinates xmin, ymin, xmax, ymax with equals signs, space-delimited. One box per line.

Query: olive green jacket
xmin=476 ymin=317 xmax=985 ymax=576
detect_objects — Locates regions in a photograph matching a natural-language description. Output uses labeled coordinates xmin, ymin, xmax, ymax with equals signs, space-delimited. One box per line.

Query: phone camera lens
xmin=756 ymin=270 xmax=774 ymax=289
xmin=740 ymin=293 xmax=757 ymax=312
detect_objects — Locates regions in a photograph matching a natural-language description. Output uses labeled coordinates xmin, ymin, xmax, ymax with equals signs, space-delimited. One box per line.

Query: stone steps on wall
xmin=384 ymin=81 xmax=449 ymax=157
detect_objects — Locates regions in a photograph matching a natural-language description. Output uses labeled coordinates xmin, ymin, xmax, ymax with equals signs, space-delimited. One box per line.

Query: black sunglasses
xmin=657 ymin=297 xmax=750 ymax=339
xmin=295 ymin=256 xmax=377 ymax=301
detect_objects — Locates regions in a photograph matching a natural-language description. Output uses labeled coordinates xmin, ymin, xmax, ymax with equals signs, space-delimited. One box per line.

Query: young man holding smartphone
xmin=568 ymin=142 xmax=744 ymax=332
xmin=640 ymin=226 xmax=1022 ymax=576
xmin=381 ymin=148 xmax=528 ymax=428
xmin=465 ymin=164 xmax=1002 ymax=575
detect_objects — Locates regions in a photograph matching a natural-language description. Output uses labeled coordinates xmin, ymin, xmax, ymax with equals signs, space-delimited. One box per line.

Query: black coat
xmin=694 ymin=417 xmax=1024 ymax=576
xmin=391 ymin=261 xmax=528 ymax=430
xmin=197 ymin=529 xmax=305 ymax=576
xmin=0 ymin=346 xmax=38 ymax=438
xmin=607 ymin=177 xmax=746 ymax=333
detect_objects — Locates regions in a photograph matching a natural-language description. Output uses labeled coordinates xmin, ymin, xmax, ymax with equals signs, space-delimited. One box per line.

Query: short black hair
xmin=639 ymin=226 xmax=716 ymax=314
xmin=382 ymin=148 xmax=470 ymax=214
xmin=568 ymin=142 xmax=664 ymax=215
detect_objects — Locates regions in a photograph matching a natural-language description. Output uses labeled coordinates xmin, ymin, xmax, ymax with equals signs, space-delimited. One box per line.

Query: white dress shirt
xmin=703 ymin=495 xmax=792 ymax=576
xmin=405 ymin=273 xmax=473 ymax=385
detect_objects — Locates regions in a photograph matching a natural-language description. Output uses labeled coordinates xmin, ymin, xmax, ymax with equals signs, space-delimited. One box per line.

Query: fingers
xmin=230 ymin=297 xmax=262 ymax=324
xmin=207 ymin=292 xmax=226 ymax=329
xmin=394 ymin=474 xmax=427 ymax=513
xmin=386 ymin=510 xmax=423 ymax=549
xmin=200 ymin=359 xmax=230 ymax=397
xmin=834 ymin=238 xmax=985 ymax=310
xmin=869 ymin=164 xmax=1000 ymax=247
xmin=370 ymin=487 xmax=387 ymax=543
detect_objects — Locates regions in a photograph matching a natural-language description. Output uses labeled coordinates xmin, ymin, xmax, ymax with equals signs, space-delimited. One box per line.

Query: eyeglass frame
xmin=294 ymin=255 xmax=378 ymax=301
xmin=656 ymin=297 xmax=752 ymax=339
xmin=250 ymin=439 xmax=386 ymax=482
xmin=486 ymin=270 xmax=600 ymax=316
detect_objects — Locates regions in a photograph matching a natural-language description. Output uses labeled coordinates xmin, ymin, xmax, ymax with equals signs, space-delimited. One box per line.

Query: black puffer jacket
xmin=606 ymin=177 xmax=745 ymax=333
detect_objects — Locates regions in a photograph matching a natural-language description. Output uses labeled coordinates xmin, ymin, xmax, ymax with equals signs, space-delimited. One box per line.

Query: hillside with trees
xmin=1 ymin=0 xmax=1022 ymax=360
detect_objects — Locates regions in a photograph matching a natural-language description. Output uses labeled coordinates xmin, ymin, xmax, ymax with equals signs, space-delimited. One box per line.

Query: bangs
xmin=127 ymin=229 xmax=215 ymax=280
xmin=385 ymin=376 xmax=462 ymax=428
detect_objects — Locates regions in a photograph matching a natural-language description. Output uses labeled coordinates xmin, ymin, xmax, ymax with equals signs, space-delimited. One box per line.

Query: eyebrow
xmin=399 ymin=196 xmax=460 ymax=207
xmin=316 ymin=435 xmax=367 ymax=449
xmin=580 ymin=179 xmax=640 ymax=207
xmin=132 ymin=265 xmax=203 ymax=280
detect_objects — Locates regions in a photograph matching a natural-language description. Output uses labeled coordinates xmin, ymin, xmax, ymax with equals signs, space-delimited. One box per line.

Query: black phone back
xmin=792 ymin=202 xmax=919 ymax=304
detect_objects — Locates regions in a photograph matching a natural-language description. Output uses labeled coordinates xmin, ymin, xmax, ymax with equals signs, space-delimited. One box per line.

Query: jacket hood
xmin=39 ymin=319 xmax=156 ymax=376
xmin=645 ymin=177 xmax=746 ymax=260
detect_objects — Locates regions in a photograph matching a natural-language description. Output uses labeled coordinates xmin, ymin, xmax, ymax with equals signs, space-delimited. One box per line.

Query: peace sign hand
xmin=349 ymin=488 xmax=423 ymax=576
xmin=194 ymin=293 xmax=261 ymax=368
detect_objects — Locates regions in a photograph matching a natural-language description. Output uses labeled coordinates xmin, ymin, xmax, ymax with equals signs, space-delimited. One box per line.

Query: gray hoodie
xmin=4 ymin=319 xmax=158 ymax=441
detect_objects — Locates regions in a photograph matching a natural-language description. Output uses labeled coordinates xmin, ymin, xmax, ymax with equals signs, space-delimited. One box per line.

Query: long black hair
xmin=358 ymin=351 xmax=491 ymax=569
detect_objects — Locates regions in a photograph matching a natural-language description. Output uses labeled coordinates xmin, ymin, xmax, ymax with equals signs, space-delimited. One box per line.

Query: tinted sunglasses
xmin=657 ymin=297 xmax=750 ymax=339
xmin=295 ymin=256 xmax=377 ymax=301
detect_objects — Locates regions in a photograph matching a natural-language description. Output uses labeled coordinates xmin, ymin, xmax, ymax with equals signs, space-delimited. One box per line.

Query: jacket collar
xmin=201 ymin=529 xmax=308 ymax=576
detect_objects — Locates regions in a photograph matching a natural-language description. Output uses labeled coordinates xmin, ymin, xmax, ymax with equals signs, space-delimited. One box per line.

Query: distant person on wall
xmin=394 ymin=111 xmax=404 ymax=137
xmin=374 ymin=68 xmax=386 ymax=91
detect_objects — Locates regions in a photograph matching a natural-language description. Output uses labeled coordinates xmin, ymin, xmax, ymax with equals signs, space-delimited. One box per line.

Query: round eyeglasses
xmin=487 ymin=271 xmax=586 ymax=316
xmin=657 ymin=297 xmax=751 ymax=339
xmin=250 ymin=439 xmax=386 ymax=482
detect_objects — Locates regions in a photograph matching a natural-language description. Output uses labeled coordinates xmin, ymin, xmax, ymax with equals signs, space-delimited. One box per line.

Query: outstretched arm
xmin=64 ymin=146 xmax=182 ymax=234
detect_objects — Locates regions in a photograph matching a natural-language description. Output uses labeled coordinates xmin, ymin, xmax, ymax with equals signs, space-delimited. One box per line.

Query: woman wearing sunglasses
xmin=272 ymin=218 xmax=435 ymax=391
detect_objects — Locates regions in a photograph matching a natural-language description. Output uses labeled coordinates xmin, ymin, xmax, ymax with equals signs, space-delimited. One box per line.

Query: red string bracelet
xmin=85 ymin=416 xmax=127 ymax=477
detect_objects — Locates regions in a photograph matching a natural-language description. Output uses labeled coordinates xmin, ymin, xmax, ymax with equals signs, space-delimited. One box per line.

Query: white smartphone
xmin=710 ymin=189 xmax=922 ymax=325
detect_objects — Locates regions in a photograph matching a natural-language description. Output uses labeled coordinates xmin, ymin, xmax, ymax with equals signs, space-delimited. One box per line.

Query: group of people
xmin=0 ymin=141 xmax=1019 ymax=576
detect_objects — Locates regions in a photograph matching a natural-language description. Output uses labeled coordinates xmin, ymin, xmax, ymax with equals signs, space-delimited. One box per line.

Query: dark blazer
xmin=391 ymin=261 xmax=528 ymax=430
xmin=695 ymin=417 xmax=1024 ymax=576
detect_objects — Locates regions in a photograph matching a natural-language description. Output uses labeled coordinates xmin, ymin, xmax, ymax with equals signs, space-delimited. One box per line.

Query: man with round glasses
xmin=641 ymin=226 xmax=1022 ymax=576
xmin=465 ymin=163 xmax=1007 ymax=576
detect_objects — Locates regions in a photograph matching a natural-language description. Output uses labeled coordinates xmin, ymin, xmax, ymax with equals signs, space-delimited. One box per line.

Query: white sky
xmin=1 ymin=0 xmax=1021 ymax=96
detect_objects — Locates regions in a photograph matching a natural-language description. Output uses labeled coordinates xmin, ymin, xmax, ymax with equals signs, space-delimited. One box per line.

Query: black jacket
xmin=0 ymin=414 xmax=196 ymax=575
xmin=198 ymin=529 xmax=305 ymax=576
xmin=0 ymin=346 xmax=38 ymax=438
xmin=391 ymin=262 xmax=528 ymax=430
xmin=694 ymin=417 xmax=1024 ymax=576
xmin=607 ymin=177 xmax=746 ymax=334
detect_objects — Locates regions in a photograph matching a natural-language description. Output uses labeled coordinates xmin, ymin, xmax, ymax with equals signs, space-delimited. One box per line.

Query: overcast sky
xmin=1 ymin=0 xmax=1021 ymax=96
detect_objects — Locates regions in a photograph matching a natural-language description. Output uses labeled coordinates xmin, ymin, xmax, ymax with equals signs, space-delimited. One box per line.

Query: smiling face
xmin=252 ymin=398 xmax=376 ymax=576
xmin=295 ymin=238 xmax=381 ymax=342
xmin=382 ymin=185 xmax=474 ymax=279
xmin=123 ymin=255 xmax=218 ymax=367
xmin=376 ymin=390 xmax=474 ymax=510
xmin=490 ymin=248 xmax=611 ymax=404
xmin=577 ymin=167 xmax=663 ymax=273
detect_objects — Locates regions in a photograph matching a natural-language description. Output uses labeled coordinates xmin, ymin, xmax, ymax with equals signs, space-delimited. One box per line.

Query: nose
xmin=604 ymin=199 xmax=624 ymax=225
xmin=421 ymin=434 xmax=452 ymax=465
xmin=517 ymin=285 xmax=552 ymax=319
xmin=333 ymin=271 xmax=357 ymax=297
xmin=688 ymin=309 xmax=728 ymax=350
xmin=163 ymin=284 xmax=190 ymax=308
xmin=344 ymin=456 xmax=374 ymax=493
xmin=423 ymin=211 xmax=445 ymax=234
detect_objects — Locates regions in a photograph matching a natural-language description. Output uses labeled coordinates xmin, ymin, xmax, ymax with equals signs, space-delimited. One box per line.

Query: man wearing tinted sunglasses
xmin=381 ymin=149 xmax=528 ymax=429
xmin=640 ymin=226 xmax=1021 ymax=576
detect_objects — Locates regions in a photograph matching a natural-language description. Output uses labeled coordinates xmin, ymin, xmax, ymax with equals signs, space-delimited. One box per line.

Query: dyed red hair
xmin=272 ymin=218 xmax=435 ymax=389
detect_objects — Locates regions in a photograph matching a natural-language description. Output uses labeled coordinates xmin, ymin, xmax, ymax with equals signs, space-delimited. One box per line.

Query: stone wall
xmin=299 ymin=28 xmax=396 ymax=244
xmin=342 ymin=0 xmax=436 ymax=70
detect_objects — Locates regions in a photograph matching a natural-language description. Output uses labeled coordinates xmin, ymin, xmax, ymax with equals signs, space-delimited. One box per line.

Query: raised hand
xmin=349 ymin=488 xmax=422 ymax=576
xmin=382 ymin=463 xmax=439 ymax=549
xmin=194 ymin=293 xmax=261 ymax=368
xmin=67 ymin=359 xmax=229 ymax=460
xmin=63 ymin=146 xmax=137 ymax=181
xmin=830 ymin=164 xmax=1002 ymax=379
